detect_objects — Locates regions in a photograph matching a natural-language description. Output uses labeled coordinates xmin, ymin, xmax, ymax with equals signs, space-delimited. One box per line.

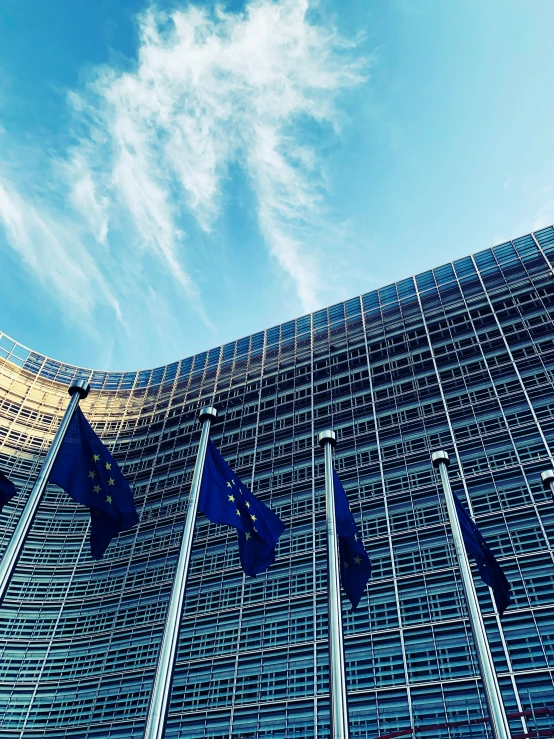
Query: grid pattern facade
xmin=1 ymin=227 xmax=554 ymax=738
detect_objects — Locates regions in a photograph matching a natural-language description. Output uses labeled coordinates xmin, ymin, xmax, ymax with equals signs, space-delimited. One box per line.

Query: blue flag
xmin=199 ymin=440 xmax=285 ymax=576
xmin=0 ymin=470 xmax=17 ymax=514
xmin=49 ymin=408 xmax=139 ymax=559
xmin=333 ymin=470 xmax=372 ymax=611
xmin=454 ymin=492 xmax=511 ymax=617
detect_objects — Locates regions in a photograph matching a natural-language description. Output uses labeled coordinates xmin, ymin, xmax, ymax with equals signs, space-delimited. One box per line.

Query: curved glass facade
xmin=2 ymin=227 xmax=554 ymax=738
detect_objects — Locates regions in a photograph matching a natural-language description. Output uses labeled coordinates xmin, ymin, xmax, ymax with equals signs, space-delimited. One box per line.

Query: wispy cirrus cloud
xmin=0 ymin=0 xmax=365 ymax=361
xmin=0 ymin=175 xmax=122 ymax=325
xmin=70 ymin=0 xmax=364 ymax=310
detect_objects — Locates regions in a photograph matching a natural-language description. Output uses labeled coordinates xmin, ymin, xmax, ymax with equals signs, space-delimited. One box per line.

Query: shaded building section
xmin=1 ymin=227 xmax=554 ymax=737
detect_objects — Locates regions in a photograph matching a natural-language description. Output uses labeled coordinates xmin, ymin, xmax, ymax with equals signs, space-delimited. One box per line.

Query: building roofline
xmin=1 ymin=224 xmax=553 ymax=393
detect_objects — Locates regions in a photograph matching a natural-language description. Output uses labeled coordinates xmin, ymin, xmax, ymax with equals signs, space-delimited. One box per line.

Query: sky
xmin=1 ymin=0 xmax=554 ymax=371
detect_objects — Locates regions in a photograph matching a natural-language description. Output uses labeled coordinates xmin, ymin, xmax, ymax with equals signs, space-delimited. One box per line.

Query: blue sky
xmin=1 ymin=0 xmax=553 ymax=370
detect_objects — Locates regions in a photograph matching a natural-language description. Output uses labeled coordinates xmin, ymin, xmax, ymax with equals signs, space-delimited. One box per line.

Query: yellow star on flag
xmin=227 ymin=481 xmax=232 ymax=488
xmin=106 ymin=495 xmax=113 ymax=504
xmin=236 ymin=509 xmax=241 ymax=516
xmin=93 ymin=485 xmax=101 ymax=494
xmin=344 ymin=561 xmax=350 ymax=569
xmin=245 ymin=502 xmax=251 ymax=508
xmin=245 ymin=532 xmax=251 ymax=540
xmin=251 ymin=514 xmax=256 ymax=522
xmin=108 ymin=478 xmax=115 ymax=486
xmin=105 ymin=462 xmax=112 ymax=470
xmin=88 ymin=471 xmax=96 ymax=479
xmin=92 ymin=454 xmax=100 ymax=462
xmin=228 ymin=494 xmax=235 ymax=502
xmin=354 ymin=556 xmax=362 ymax=565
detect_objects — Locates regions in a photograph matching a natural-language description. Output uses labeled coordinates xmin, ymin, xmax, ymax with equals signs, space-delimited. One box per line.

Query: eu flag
xmin=0 ymin=470 xmax=17 ymax=514
xmin=199 ymin=440 xmax=285 ymax=576
xmin=49 ymin=408 xmax=139 ymax=559
xmin=333 ymin=470 xmax=372 ymax=610
xmin=454 ymin=492 xmax=511 ymax=616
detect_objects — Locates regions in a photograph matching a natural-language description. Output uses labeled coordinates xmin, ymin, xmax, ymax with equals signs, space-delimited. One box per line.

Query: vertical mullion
xmin=361 ymin=303 xmax=416 ymax=733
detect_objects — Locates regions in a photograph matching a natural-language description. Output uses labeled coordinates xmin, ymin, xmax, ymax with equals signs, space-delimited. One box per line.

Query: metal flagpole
xmin=144 ymin=405 xmax=217 ymax=739
xmin=319 ymin=430 xmax=351 ymax=739
xmin=0 ymin=379 xmax=90 ymax=605
xmin=431 ymin=451 xmax=511 ymax=739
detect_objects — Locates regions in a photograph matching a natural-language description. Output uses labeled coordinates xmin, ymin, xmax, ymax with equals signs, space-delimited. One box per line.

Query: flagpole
xmin=319 ymin=430 xmax=350 ymax=739
xmin=0 ymin=379 xmax=90 ymax=605
xmin=431 ymin=451 xmax=511 ymax=739
xmin=144 ymin=405 xmax=217 ymax=739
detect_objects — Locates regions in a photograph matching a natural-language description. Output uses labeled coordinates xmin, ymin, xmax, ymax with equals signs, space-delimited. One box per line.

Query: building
xmin=1 ymin=227 xmax=554 ymax=739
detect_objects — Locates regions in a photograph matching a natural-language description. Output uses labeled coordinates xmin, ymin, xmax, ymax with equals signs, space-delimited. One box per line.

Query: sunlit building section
xmin=1 ymin=227 xmax=554 ymax=738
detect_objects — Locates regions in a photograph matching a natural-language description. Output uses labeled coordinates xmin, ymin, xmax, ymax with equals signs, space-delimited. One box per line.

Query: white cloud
xmin=0 ymin=175 xmax=122 ymax=327
xmin=65 ymin=153 xmax=109 ymax=245
xmin=68 ymin=0 xmax=364 ymax=311
xmin=0 ymin=0 xmax=364 ymax=357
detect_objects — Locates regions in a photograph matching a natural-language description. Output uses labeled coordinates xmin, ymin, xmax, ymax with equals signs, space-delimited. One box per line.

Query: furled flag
xmin=199 ymin=440 xmax=285 ymax=576
xmin=333 ymin=470 xmax=372 ymax=611
xmin=0 ymin=470 xmax=17 ymax=514
xmin=49 ymin=408 xmax=139 ymax=559
xmin=454 ymin=492 xmax=511 ymax=617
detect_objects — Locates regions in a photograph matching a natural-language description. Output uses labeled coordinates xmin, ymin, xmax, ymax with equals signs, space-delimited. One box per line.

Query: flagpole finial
xmin=199 ymin=406 xmax=217 ymax=422
xmin=431 ymin=450 xmax=449 ymax=467
xmin=68 ymin=380 xmax=90 ymax=399
xmin=541 ymin=469 xmax=554 ymax=488
xmin=318 ymin=429 xmax=336 ymax=447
